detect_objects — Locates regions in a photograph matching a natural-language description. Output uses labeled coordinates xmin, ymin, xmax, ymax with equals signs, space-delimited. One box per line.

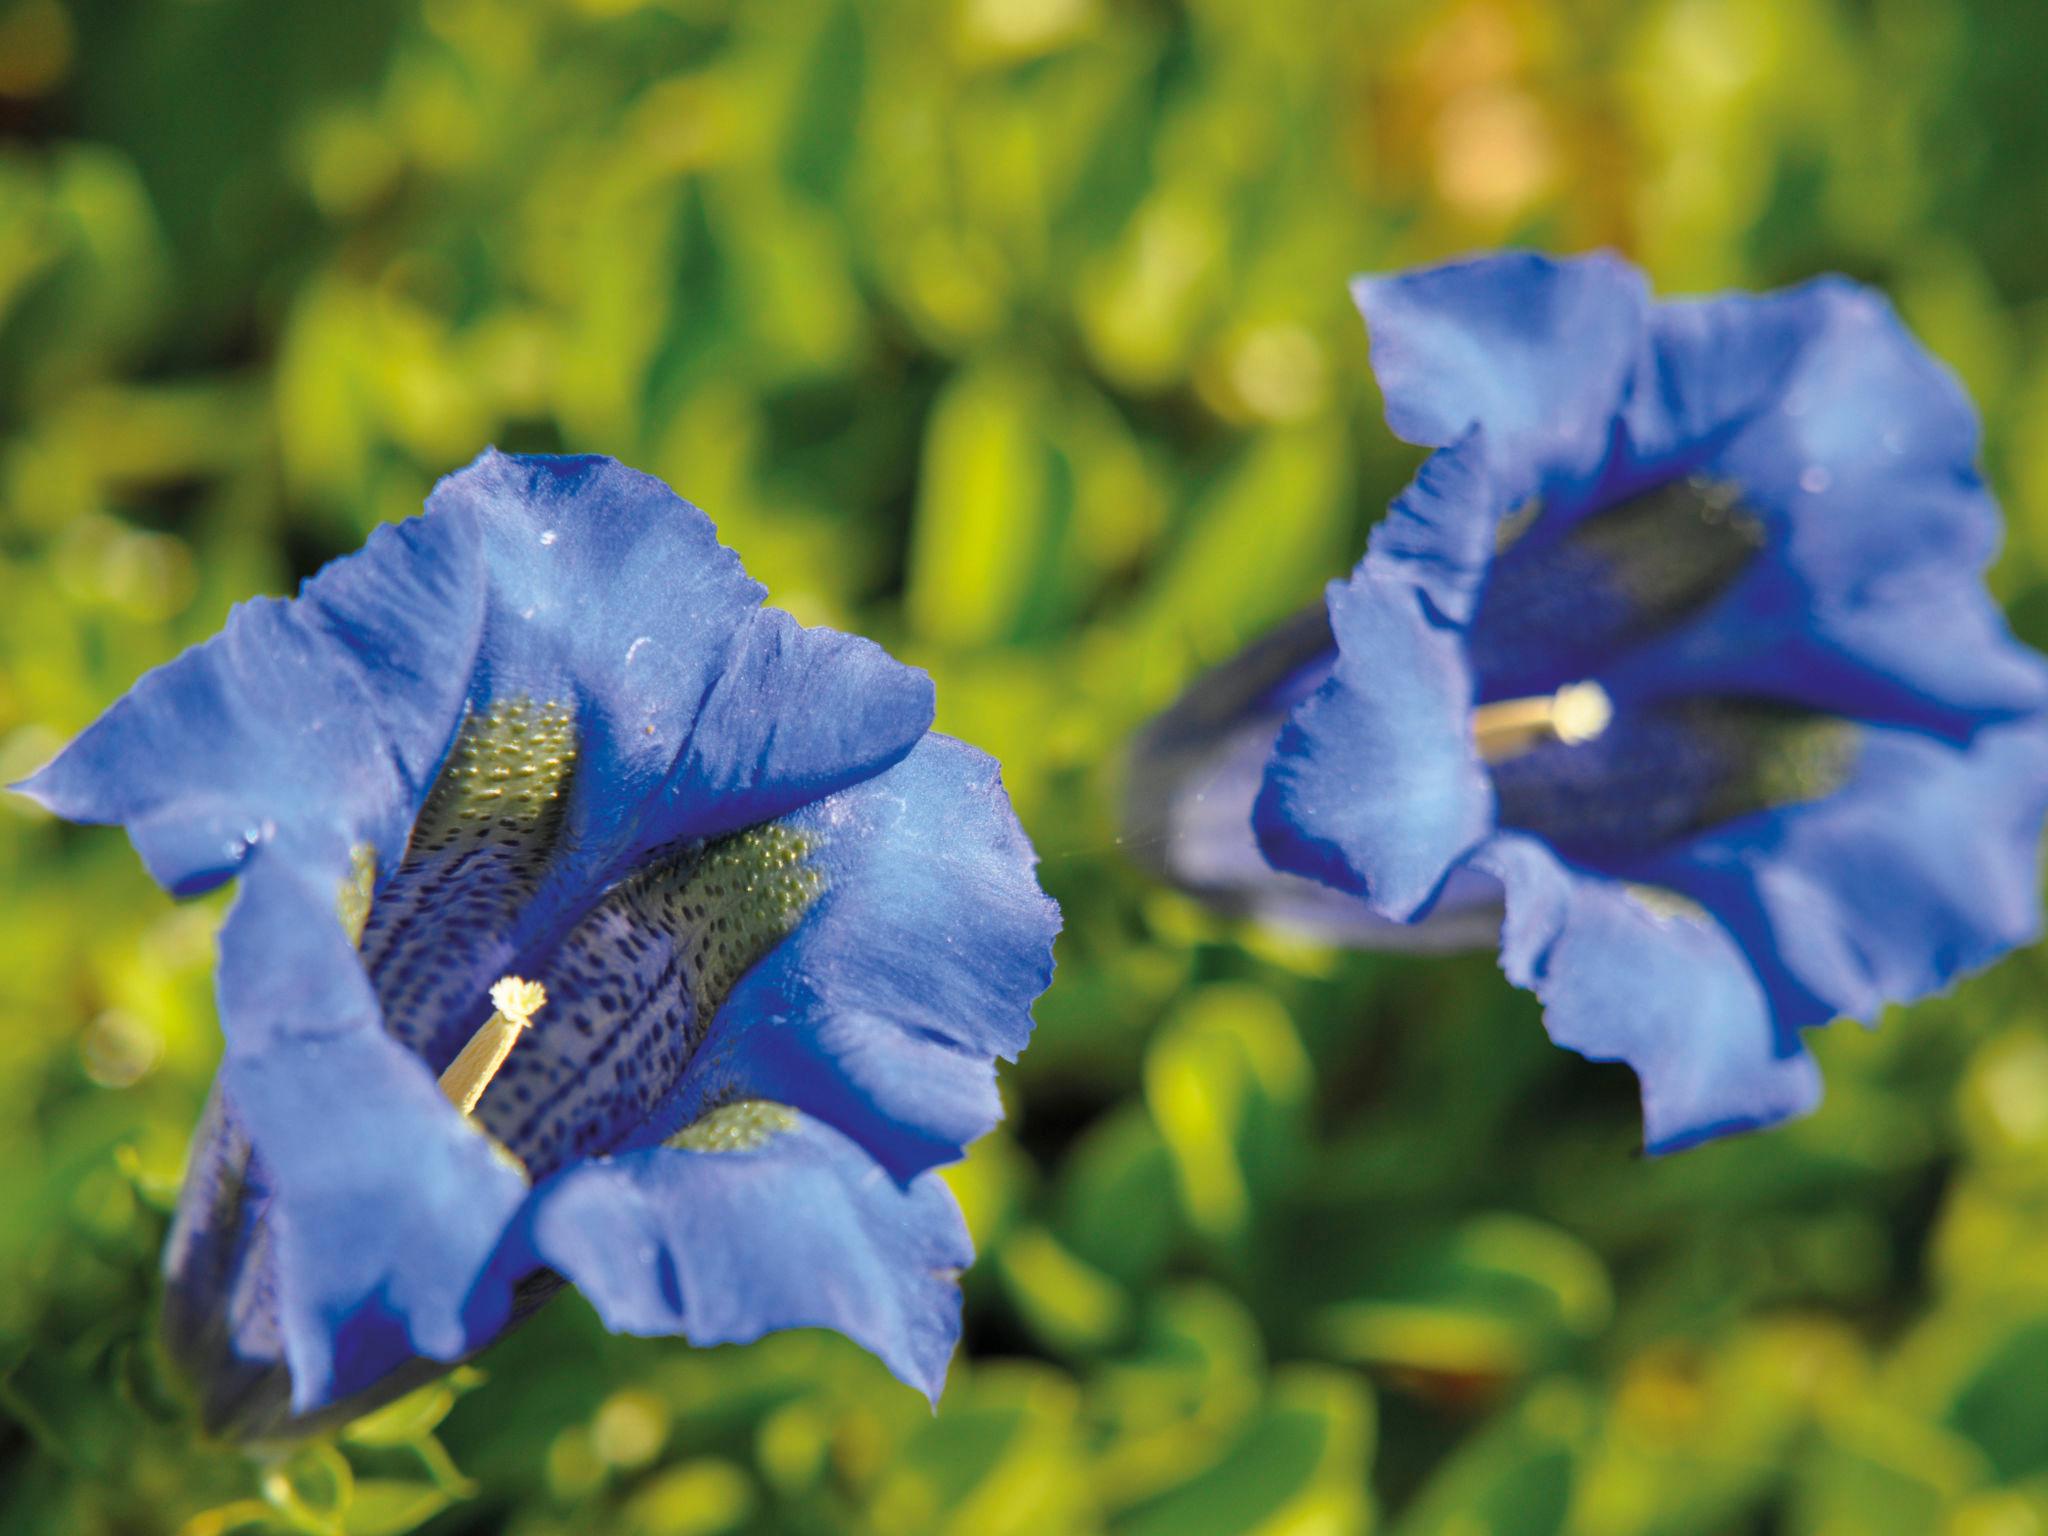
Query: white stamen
xmin=1472 ymin=681 xmax=1612 ymax=762
xmin=439 ymin=976 xmax=547 ymax=1116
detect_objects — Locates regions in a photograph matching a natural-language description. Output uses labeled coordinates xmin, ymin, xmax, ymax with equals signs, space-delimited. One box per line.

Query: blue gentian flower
xmin=19 ymin=450 xmax=1058 ymax=1437
xmin=1131 ymin=251 xmax=2048 ymax=1152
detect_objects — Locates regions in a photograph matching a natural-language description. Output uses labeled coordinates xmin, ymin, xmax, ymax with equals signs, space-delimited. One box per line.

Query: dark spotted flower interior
xmin=1473 ymin=477 xmax=1858 ymax=867
xmin=359 ymin=697 xmax=825 ymax=1180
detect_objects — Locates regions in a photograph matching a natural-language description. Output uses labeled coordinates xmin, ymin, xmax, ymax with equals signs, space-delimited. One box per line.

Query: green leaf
xmin=907 ymin=362 xmax=1056 ymax=647
xmin=339 ymin=1481 xmax=455 ymax=1536
xmin=1115 ymin=1366 xmax=1374 ymax=1536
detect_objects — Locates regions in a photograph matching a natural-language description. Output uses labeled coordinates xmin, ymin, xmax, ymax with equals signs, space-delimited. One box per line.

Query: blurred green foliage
xmin=6 ymin=0 xmax=2048 ymax=1531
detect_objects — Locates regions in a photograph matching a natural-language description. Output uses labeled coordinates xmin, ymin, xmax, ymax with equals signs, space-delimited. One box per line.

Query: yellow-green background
xmin=7 ymin=0 xmax=2048 ymax=1531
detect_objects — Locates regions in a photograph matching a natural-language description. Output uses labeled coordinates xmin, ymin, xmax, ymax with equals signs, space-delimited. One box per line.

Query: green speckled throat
xmin=671 ymin=1099 xmax=800 ymax=1153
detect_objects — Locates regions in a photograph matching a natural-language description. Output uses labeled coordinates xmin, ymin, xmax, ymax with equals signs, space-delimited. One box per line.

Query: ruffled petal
xmin=1352 ymin=250 xmax=1649 ymax=502
xmin=17 ymin=512 xmax=486 ymax=896
xmin=654 ymin=735 xmax=1059 ymax=1182
xmin=1474 ymin=834 xmax=1822 ymax=1152
xmin=646 ymin=607 xmax=936 ymax=848
xmin=1358 ymin=427 xmax=1514 ymax=627
xmin=210 ymin=852 xmax=531 ymax=1413
xmin=1605 ymin=281 xmax=2048 ymax=733
xmin=1255 ymin=568 xmax=1493 ymax=920
xmin=1641 ymin=717 xmax=2048 ymax=1029
xmin=524 ymin=1105 xmax=969 ymax=1401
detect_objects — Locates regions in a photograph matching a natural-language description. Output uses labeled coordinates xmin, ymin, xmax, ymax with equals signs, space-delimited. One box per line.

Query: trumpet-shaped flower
xmin=21 ymin=451 xmax=1058 ymax=1437
xmin=1132 ymin=252 xmax=2048 ymax=1151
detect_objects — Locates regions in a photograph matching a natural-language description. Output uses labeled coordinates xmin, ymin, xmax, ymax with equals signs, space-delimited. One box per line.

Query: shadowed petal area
xmin=526 ymin=1104 xmax=970 ymax=1401
xmin=1617 ymin=286 xmax=1823 ymax=473
xmin=1642 ymin=718 xmax=2048 ymax=1030
xmin=1474 ymin=834 xmax=1823 ymax=1152
xmin=1255 ymin=568 xmax=1493 ymax=921
xmin=159 ymin=1089 xmax=287 ymax=1438
xmin=1489 ymin=695 xmax=1860 ymax=871
xmin=1353 ymin=250 xmax=1648 ymax=500
xmin=661 ymin=734 xmax=1060 ymax=1182
xmin=16 ymin=512 xmax=486 ymax=897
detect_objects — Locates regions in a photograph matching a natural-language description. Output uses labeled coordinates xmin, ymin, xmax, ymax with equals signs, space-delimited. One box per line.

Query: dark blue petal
xmin=1352 ymin=250 xmax=1648 ymax=501
xmin=1255 ymin=568 xmax=1493 ymax=920
xmin=1473 ymin=834 xmax=1822 ymax=1152
xmin=159 ymin=1089 xmax=291 ymax=1436
xmin=17 ymin=513 xmax=486 ymax=896
xmin=212 ymin=852 xmax=530 ymax=1413
xmin=651 ymin=735 xmax=1059 ymax=1181
xmin=524 ymin=1105 xmax=969 ymax=1401
xmin=1642 ymin=718 xmax=2048 ymax=1028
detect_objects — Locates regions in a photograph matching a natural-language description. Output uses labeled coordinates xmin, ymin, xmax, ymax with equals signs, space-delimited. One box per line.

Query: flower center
xmin=471 ymin=823 xmax=823 ymax=1178
xmin=1472 ymin=681 xmax=1612 ymax=762
xmin=349 ymin=695 xmax=830 ymax=1181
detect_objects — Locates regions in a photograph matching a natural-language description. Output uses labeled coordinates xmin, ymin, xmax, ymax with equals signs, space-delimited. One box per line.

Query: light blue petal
xmin=17 ymin=512 xmax=486 ymax=896
xmin=1254 ymin=567 xmax=1493 ymax=920
xmin=1721 ymin=279 xmax=1995 ymax=588
xmin=1352 ymin=249 xmax=1649 ymax=502
xmin=1357 ymin=427 xmax=1512 ymax=626
xmin=524 ymin=1106 xmax=970 ymax=1401
xmin=652 ymin=735 xmax=1059 ymax=1181
xmin=645 ymin=605 xmax=936 ymax=847
xmin=1474 ymin=834 xmax=1822 ymax=1152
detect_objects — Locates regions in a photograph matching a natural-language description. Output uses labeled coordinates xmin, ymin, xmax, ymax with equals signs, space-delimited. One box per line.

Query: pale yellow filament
xmin=1471 ymin=681 xmax=1612 ymax=763
xmin=438 ymin=976 xmax=547 ymax=1116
